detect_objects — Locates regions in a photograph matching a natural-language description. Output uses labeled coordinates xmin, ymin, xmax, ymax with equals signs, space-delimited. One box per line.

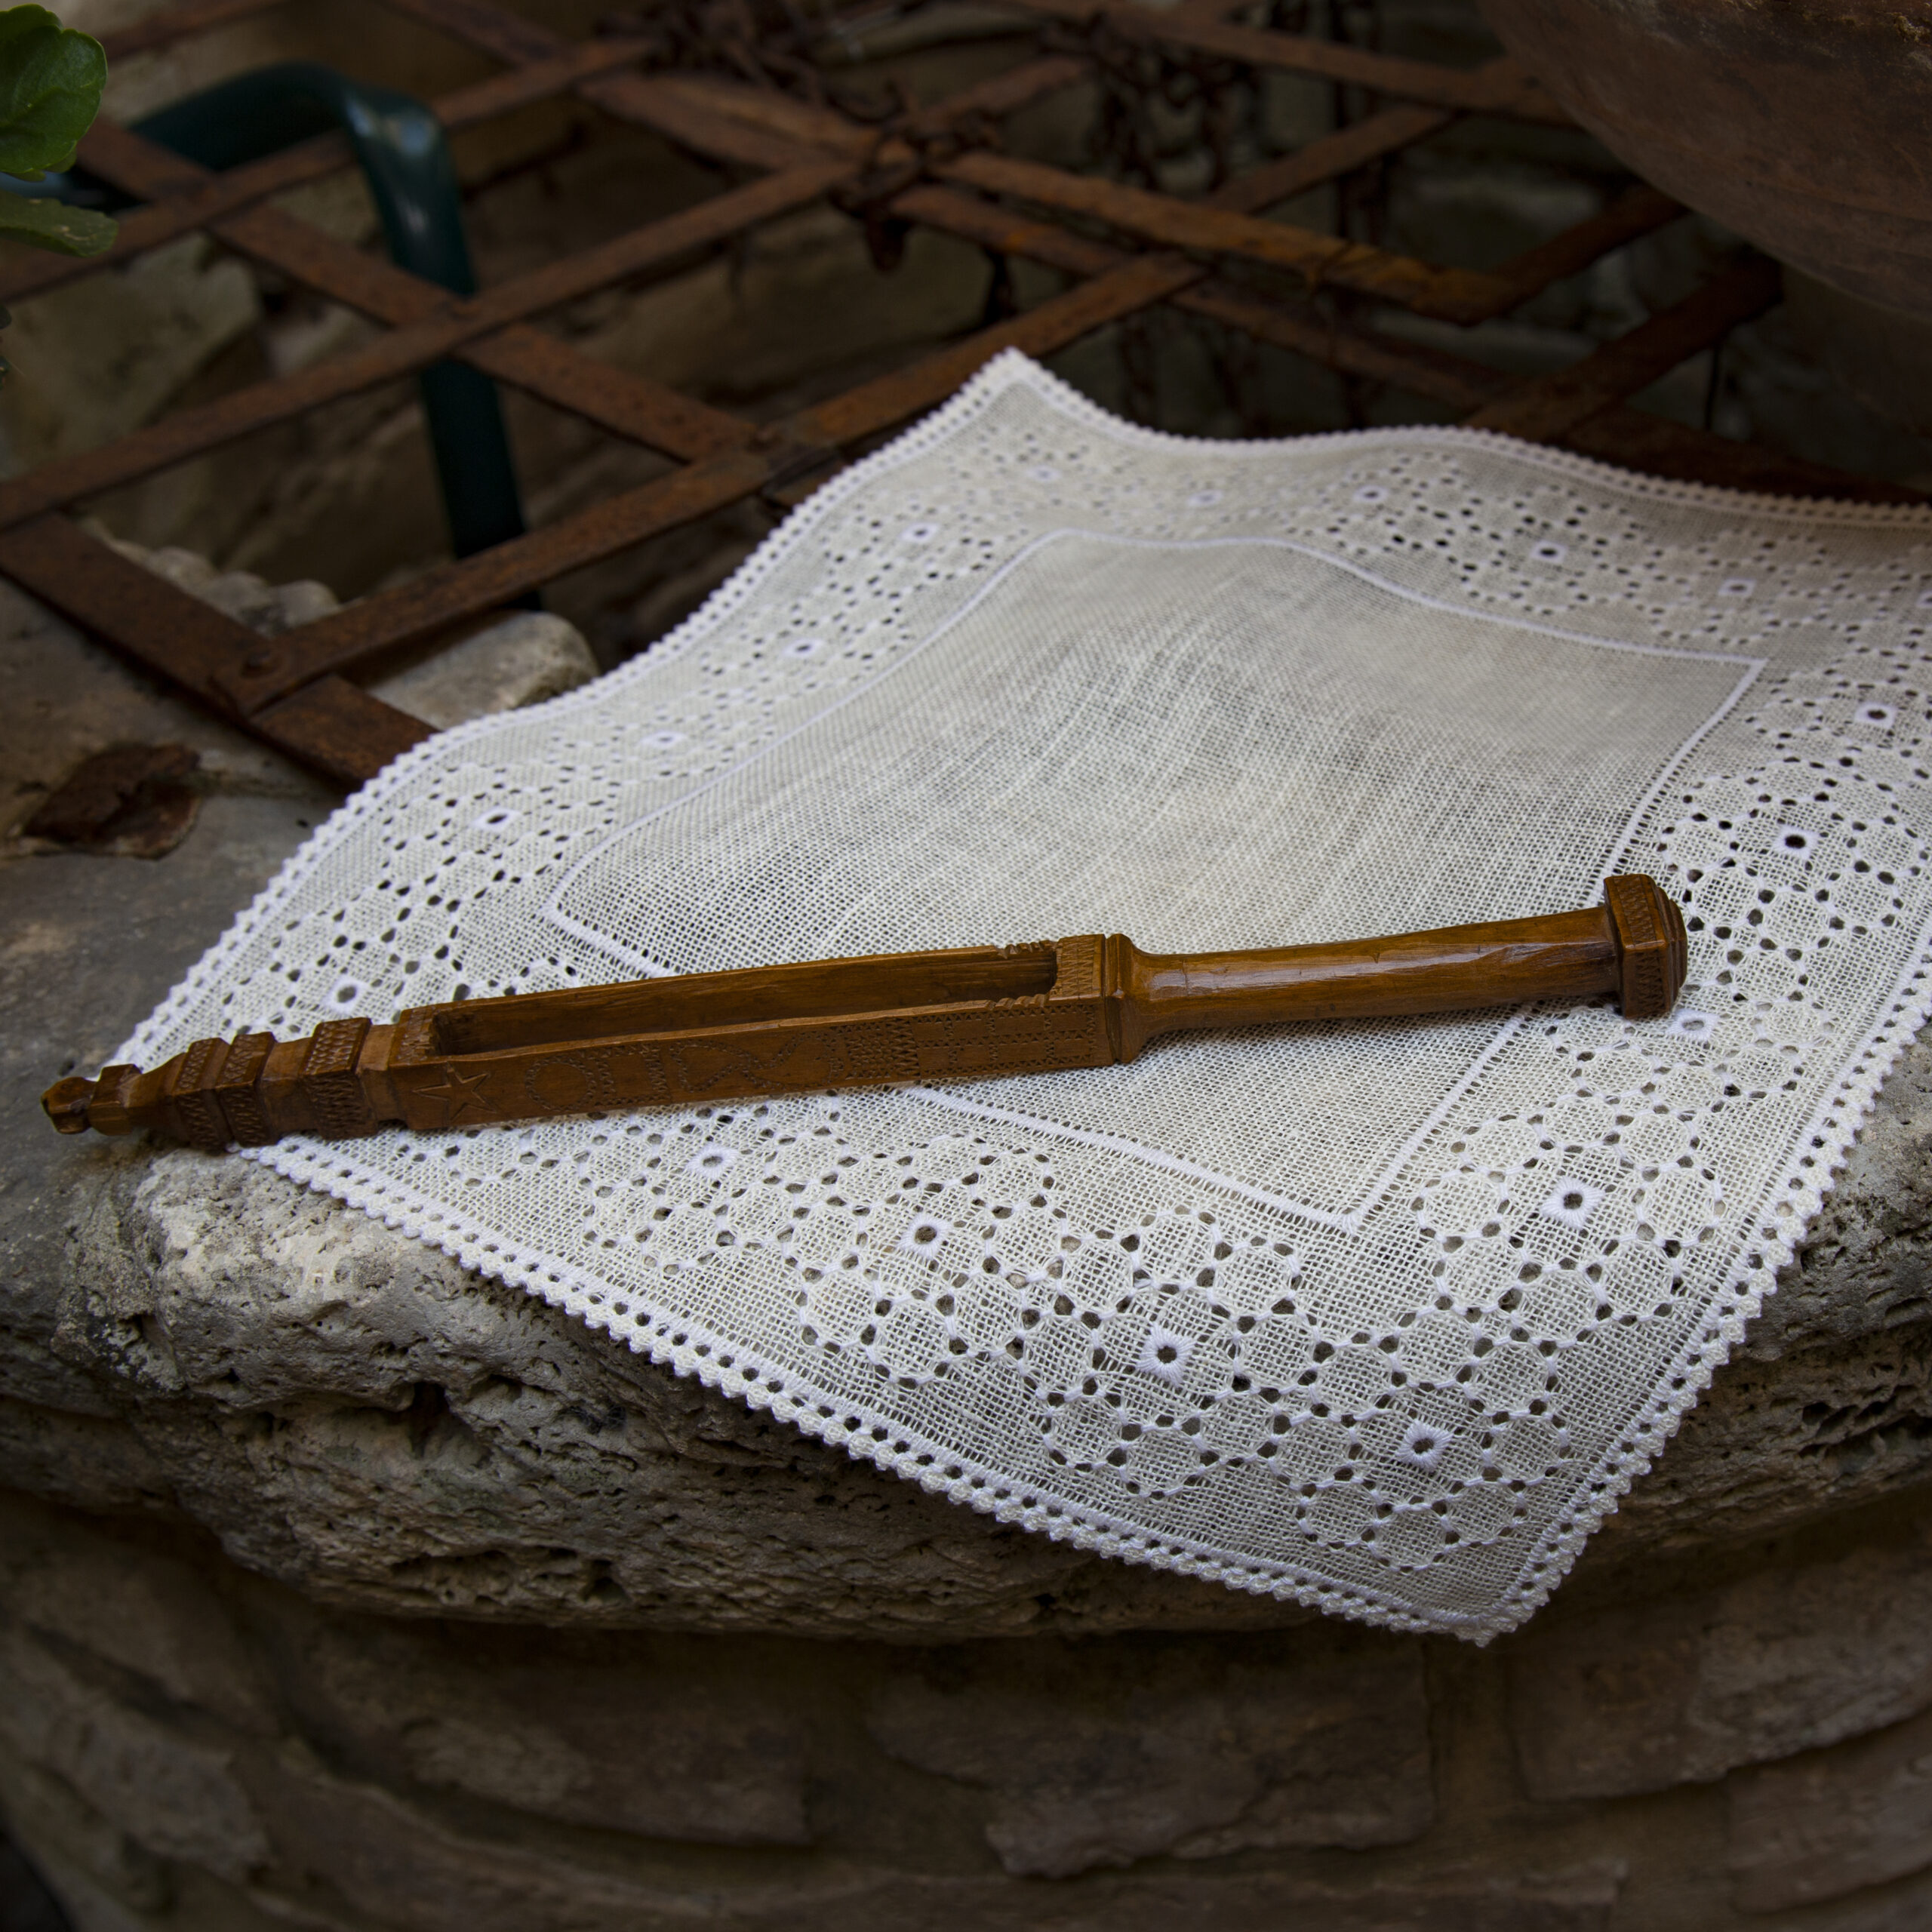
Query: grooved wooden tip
xmin=1604 ymin=875 xmax=1688 ymax=1020
xmin=41 ymin=1075 xmax=95 ymax=1134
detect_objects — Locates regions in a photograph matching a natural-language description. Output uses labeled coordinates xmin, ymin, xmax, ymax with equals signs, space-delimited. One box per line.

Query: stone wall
xmin=2 ymin=1486 xmax=1931 ymax=1929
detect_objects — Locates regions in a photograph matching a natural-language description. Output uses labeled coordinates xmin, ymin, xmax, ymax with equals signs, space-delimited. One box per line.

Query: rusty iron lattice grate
xmin=1 ymin=0 xmax=1913 ymax=788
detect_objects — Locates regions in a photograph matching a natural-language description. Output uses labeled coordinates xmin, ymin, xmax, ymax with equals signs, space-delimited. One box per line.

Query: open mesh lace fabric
xmin=128 ymin=353 xmax=1932 ymax=1639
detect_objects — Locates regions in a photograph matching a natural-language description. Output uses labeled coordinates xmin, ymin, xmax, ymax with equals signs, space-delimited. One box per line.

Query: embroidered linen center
xmin=131 ymin=354 xmax=1932 ymax=1639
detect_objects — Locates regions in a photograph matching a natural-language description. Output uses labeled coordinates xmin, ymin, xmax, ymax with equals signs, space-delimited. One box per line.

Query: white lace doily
xmin=128 ymin=353 xmax=1932 ymax=1639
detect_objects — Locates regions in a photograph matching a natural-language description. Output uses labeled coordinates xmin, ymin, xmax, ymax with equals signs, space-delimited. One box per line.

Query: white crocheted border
xmin=126 ymin=352 xmax=1932 ymax=1639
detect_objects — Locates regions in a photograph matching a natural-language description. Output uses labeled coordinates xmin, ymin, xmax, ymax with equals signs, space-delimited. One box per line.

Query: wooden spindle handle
xmin=1109 ymin=873 xmax=1684 ymax=1058
xmin=41 ymin=876 xmax=1686 ymax=1151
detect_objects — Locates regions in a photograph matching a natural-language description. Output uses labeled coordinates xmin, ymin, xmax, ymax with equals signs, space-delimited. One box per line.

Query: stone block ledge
xmin=5 ymin=569 xmax=1932 ymax=1640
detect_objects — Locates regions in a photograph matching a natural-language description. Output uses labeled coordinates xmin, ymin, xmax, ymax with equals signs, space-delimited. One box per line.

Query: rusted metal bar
xmin=1219 ymin=103 xmax=1454 ymax=215
xmin=0 ymin=149 xmax=850 ymax=528
xmin=896 ymin=183 xmax=1503 ymax=406
xmin=0 ymin=307 xmax=724 ymax=536
xmin=0 ymin=517 xmax=432 ymax=783
xmin=219 ymin=252 xmax=1214 ymax=706
xmin=1476 ymin=185 xmax=1685 ymax=315
xmin=0 ymin=134 xmax=352 ymax=306
xmin=589 ymin=72 xmax=840 ymax=171
xmin=901 ymin=54 xmax=1091 ymax=140
xmin=248 ymin=677 xmax=438 ymax=786
xmin=380 ymin=0 xmax=834 ymax=171
xmin=1178 ymin=279 xmax=1505 ymax=410
xmin=790 ymin=252 xmax=1204 ymax=448
xmin=935 ymin=149 xmax=1510 ymax=321
xmin=374 ymin=0 xmax=562 ymax=64
xmin=1464 ymin=254 xmax=1784 ymax=441
xmin=893 ymin=182 xmax=1907 ymax=502
xmin=458 ymin=329 xmax=753 ymax=460
xmin=4 ymin=0 xmax=1913 ymax=807
xmin=0 ymin=515 xmax=258 ymax=695
xmin=914 ymin=66 xmax=1558 ymax=322
xmin=1 ymin=36 xmax=660 ymax=308
xmin=640 ymin=72 xmax=881 ymax=161
xmin=1004 ymin=0 xmax=1566 ymax=120
xmin=219 ymin=448 xmax=786 ymax=708
xmin=383 ymin=0 xmax=1063 ymax=177
xmin=0 ymin=23 xmax=1113 ymax=523
xmin=934 ymin=151 xmax=1683 ymax=328
xmin=891 ymin=182 xmax=1131 ymax=276
xmin=429 ymin=32 xmax=657 ymax=126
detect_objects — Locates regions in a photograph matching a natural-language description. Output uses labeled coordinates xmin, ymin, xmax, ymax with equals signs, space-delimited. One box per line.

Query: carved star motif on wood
xmin=417 ymin=1066 xmax=495 ymax=1124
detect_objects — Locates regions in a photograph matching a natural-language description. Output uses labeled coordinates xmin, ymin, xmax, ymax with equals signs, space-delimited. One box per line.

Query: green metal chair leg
xmin=132 ymin=62 xmax=528 ymax=563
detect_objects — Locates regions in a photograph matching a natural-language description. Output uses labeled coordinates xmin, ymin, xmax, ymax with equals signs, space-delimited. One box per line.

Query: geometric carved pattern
xmin=170 ymin=1036 xmax=229 ymax=1151
xmin=303 ymin=1018 xmax=377 ymax=1137
xmin=213 ymin=1030 xmax=276 ymax=1145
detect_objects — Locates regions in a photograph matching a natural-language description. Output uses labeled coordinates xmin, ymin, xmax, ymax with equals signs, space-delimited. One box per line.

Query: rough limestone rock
xmin=35 ymin=1109 xmax=1928 ymax=1639
xmin=100 ymin=535 xmax=601 ymax=727
xmin=364 ymin=612 xmax=602 ymax=730
xmin=1506 ymin=1512 xmax=1932 ymax=1800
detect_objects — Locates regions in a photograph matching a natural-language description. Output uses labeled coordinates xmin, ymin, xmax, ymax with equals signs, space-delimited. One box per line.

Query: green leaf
xmin=0 ymin=6 xmax=106 ymax=180
xmin=0 ymin=186 xmax=115 ymax=254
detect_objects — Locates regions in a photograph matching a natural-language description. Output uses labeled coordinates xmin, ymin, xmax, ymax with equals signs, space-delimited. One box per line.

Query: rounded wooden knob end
xmin=1604 ymin=875 xmax=1687 ymax=1021
xmin=42 ymin=1076 xmax=97 ymax=1135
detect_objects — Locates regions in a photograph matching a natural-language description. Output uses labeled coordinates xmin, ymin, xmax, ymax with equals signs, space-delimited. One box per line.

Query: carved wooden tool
xmin=42 ymin=876 xmax=1685 ymax=1152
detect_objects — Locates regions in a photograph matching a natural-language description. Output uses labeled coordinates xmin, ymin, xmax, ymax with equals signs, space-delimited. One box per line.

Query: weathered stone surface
xmin=0 ymin=1399 xmax=176 ymax=1517
xmin=243 ymin=1758 xmax=703 ymax=1932
xmin=8 ymin=8 xmax=1932 ymax=1927
xmin=78 ymin=1144 xmax=1273 ymax=1635
xmin=0 ymin=1499 xmax=1436 ymax=1932
xmin=101 ymin=539 xmax=340 ymax=639
xmin=272 ymin=1612 xmax=814 ymax=1845
xmin=1589 ymin=1319 xmax=1932 ymax=1567
xmin=866 ymin=1630 xmax=1431 ymax=1875
xmin=0 ymin=1751 xmax=175 ymax=1923
xmin=1727 ymin=1705 xmax=1932 ymax=1913
xmin=1577 ymin=1016 xmax=1932 ymax=1570
xmin=0 ymin=1626 xmax=269 ymax=1884
xmin=0 ymin=1818 xmax=81 ymax=1932
xmin=1508 ymin=1512 xmax=1932 ymax=1800
xmin=0 ymin=1497 xmax=275 ymax=1739
xmin=100 ymin=536 xmax=601 ymax=730
xmin=0 ymin=240 xmax=257 ymax=477
xmin=1788 ymin=1869 xmax=1932 ymax=1932
xmin=248 ymin=1770 xmax=1625 ymax=1932
xmin=39 ymin=1097 xmax=1932 ymax=1635
xmin=365 ymin=613 xmax=601 ymax=729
